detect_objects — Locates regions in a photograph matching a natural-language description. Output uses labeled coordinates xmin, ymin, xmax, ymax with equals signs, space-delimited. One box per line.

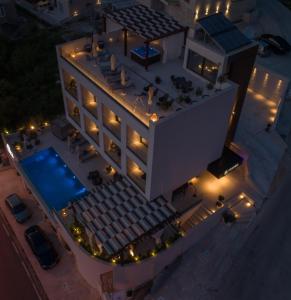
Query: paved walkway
xmin=0 ymin=168 xmax=100 ymax=300
xmin=147 ymin=153 xmax=291 ymax=300
xmin=0 ymin=211 xmax=40 ymax=300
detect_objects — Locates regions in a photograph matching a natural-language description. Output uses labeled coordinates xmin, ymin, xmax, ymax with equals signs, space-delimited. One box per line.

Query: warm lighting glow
xmin=216 ymin=2 xmax=220 ymax=13
xmin=151 ymin=250 xmax=157 ymax=257
xmin=129 ymin=248 xmax=135 ymax=257
xmin=4 ymin=129 xmax=9 ymax=135
xmin=73 ymin=226 xmax=81 ymax=235
xmin=245 ymin=201 xmax=252 ymax=208
xmin=270 ymin=108 xmax=277 ymax=115
xmin=71 ymin=53 xmax=76 ymax=58
xmin=15 ymin=145 xmax=21 ymax=152
xmin=225 ymin=2 xmax=230 ymax=15
xmin=61 ymin=208 xmax=68 ymax=217
xmin=30 ymin=125 xmax=35 ymax=130
xmin=194 ymin=7 xmax=200 ymax=20
xmin=44 ymin=121 xmax=49 ymax=127
xmin=202 ymin=175 xmax=231 ymax=195
xmin=205 ymin=4 xmax=210 ymax=15
xmin=108 ymin=37 xmax=113 ymax=42
xmin=254 ymin=93 xmax=265 ymax=101
xmin=189 ymin=177 xmax=198 ymax=185
xmin=110 ymin=167 xmax=116 ymax=175
xmin=90 ymin=125 xmax=99 ymax=133
xmin=263 ymin=73 xmax=269 ymax=88
xmin=77 ymin=237 xmax=82 ymax=243
xmin=111 ymin=258 xmax=117 ymax=264
xmin=73 ymin=10 xmax=79 ymax=17
xmin=239 ymin=193 xmax=245 ymax=200
xmin=150 ymin=113 xmax=159 ymax=122
xmin=134 ymin=256 xmax=139 ymax=262
xmin=180 ymin=231 xmax=186 ymax=237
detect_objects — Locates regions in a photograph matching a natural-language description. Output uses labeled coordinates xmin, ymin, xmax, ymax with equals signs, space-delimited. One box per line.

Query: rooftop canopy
xmin=106 ymin=4 xmax=186 ymax=42
xmin=71 ymin=177 xmax=177 ymax=256
xmin=197 ymin=13 xmax=252 ymax=53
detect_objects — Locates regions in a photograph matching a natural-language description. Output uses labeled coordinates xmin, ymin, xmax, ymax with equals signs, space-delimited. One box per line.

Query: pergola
xmin=105 ymin=4 xmax=187 ymax=69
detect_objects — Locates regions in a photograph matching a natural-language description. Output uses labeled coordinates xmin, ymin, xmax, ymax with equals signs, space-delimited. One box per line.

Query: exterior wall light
xmin=150 ymin=113 xmax=159 ymax=122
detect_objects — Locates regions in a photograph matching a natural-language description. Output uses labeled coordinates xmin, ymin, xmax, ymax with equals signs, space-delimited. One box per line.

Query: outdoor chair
xmin=83 ymin=44 xmax=92 ymax=53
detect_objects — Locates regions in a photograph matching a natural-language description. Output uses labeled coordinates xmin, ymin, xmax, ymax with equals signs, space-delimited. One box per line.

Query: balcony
xmin=102 ymin=105 xmax=121 ymax=140
xmin=82 ymin=86 xmax=98 ymax=119
xmin=127 ymin=158 xmax=146 ymax=192
xmin=63 ymin=70 xmax=78 ymax=99
xmin=67 ymin=98 xmax=80 ymax=126
xmin=104 ymin=134 xmax=121 ymax=166
xmin=127 ymin=127 xmax=148 ymax=164
xmin=84 ymin=115 xmax=99 ymax=145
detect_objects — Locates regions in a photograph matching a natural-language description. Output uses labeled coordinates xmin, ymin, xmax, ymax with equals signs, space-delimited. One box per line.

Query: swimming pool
xmin=20 ymin=147 xmax=87 ymax=211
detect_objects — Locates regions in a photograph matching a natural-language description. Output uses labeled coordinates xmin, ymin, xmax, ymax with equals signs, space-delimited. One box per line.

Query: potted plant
xmin=216 ymin=75 xmax=226 ymax=91
xmin=195 ymin=87 xmax=203 ymax=97
xmin=155 ymin=76 xmax=162 ymax=84
xmin=222 ymin=210 xmax=236 ymax=224
xmin=206 ymin=82 xmax=214 ymax=91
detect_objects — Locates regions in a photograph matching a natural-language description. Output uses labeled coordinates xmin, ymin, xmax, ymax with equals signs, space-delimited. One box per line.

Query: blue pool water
xmin=20 ymin=147 xmax=87 ymax=211
xmin=131 ymin=46 xmax=160 ymax=58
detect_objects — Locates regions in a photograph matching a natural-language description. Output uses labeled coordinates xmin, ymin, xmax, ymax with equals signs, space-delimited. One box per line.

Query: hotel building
xmin=3 ymin=4 xmax=258 ymax=300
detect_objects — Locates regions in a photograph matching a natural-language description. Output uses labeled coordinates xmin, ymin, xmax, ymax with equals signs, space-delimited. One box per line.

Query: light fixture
xmin=150 ymin=113 xmax=159 ymax=122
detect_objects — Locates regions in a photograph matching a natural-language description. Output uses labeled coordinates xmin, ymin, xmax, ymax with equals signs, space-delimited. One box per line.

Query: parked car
xmin=257 ymin=40 xmax=272 ymax=57
xmin=259 ymin=34 xmax=289 ymax=55
xmin=261 ymin=34 xmax=291 ymax=52
xmin=25 ymin=225 xmax=59 ymax=269
xmin=5 ymin=194 xmax=31 ymax=223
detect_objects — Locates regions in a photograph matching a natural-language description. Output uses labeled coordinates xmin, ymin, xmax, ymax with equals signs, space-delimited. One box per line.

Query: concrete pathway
xmin=0 ymin=212 xmax=40 ymax=300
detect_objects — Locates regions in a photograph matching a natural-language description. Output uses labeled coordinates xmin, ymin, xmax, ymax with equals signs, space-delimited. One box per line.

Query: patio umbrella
xmin=92 ymin=34 xmax=97 ymax=58
xmin=111 ymin=54 xmax=117 ymax=72
xmin=121 ymin=66 xmax=126 ymax=86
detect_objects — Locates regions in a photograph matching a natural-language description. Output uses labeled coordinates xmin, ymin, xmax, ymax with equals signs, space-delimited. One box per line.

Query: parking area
xmin=0 ymin=167 xmax=100 ymax=300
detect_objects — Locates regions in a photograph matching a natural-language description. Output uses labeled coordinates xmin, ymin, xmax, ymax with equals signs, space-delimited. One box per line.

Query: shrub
xmin=195 ymin=87 xmax=203 ymax=96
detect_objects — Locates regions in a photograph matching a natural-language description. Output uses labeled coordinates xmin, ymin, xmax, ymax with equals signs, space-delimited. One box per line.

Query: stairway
xmin=181 ymin=205 xmax=214 ymax=232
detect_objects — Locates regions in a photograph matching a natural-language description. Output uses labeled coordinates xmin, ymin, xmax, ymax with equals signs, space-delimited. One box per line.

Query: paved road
xmin=217 ymin=154 xmax=291 ymax=300
xmin=0 ymin=219 xmax=39 ymax=300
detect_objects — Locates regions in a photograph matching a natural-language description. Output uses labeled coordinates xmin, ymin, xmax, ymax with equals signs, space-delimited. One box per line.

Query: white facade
xmin=57 ymin=36 xmax=237 ymax=200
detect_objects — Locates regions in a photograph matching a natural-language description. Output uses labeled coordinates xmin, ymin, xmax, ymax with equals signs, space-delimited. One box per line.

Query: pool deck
xmin=8 ymin=129 xmax=115 ymax=197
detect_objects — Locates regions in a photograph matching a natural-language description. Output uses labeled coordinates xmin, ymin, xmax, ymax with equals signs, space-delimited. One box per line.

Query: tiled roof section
xmin=106 ymin=4 xmax=185 ymax=41
xmin=197 ymin=13 xmax=252 ymax=53
xmin=71 ymin=177 xmax=176 ymax=256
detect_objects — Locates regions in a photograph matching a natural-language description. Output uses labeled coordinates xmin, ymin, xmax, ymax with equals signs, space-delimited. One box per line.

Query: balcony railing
xmin=61 ymin=50 xmax=150 ymax=127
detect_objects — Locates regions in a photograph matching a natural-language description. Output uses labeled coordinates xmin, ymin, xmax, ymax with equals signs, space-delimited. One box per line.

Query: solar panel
xmin=197 ymin=13 xmax=251 ymax=53
xmin=215 ymin=29 xmax=251 ymax=53
xmin=198 ymin=13 xmax=234 ymax=36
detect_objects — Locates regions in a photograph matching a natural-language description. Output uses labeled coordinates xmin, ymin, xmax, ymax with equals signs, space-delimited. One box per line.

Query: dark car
xmin=260 ymin=34 xmax=290 ymax=54
xmin=25 ymin=225 xmax=59 ymax=269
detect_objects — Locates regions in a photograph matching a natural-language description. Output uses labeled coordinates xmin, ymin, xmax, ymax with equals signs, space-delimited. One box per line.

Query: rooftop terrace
xmin=59 ymin=31 xmax=231 ymax=126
